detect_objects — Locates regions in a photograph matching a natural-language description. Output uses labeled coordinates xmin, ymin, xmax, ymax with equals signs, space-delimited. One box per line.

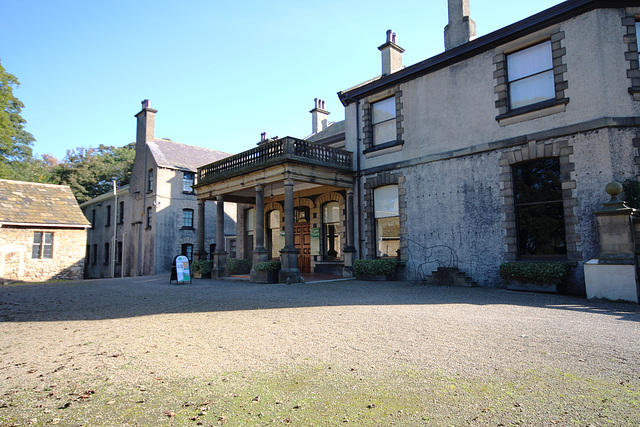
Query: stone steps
xmin=421 ymin=267 xmax=477 ymax=287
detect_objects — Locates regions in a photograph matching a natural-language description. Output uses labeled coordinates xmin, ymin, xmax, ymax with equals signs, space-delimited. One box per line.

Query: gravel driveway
xmin=1 ymin=276 xmax=639 ymax=425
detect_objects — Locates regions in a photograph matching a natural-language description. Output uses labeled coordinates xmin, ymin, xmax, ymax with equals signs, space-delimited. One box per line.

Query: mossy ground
xmin=2 ymin=362 xmax=638 ymax=426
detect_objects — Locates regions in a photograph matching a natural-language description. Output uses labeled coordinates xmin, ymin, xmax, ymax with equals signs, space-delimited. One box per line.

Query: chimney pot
xmin=142 ymin=99 xmax=150 ymax=109
xmin=379 ymin=29 xmax=404 ymax=76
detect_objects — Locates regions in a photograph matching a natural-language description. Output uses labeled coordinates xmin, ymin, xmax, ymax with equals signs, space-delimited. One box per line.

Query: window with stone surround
xmin=362 ymin=89 xmax=404 ymax=154
xmin=105 ymin=205 xmax=111 ymax=227
xmin=147 ymin=169 xmax=154 ymax=193
xmin=499 ymin=140 xmax=580 ymax=262
xmin=32 ymin=232 xmax=53 ymax=259
xmin=183 ymin=172 xmax=195 ymax=193
xmin=104 ymin=242 xmax=109 ymax=265
xmin=372 ymin=97 xmax=396 ymax=146
xmin=182 ymin=243 xmax=193 ymax=262
xmin=495 ymin=31 xmax=569 ymax=122
xmin=92 ymin=244 xmax=97 ymax=265
xmin=182 ymin=209 xmax=194 ymax=229
xmin=512 ymin=158 xmax=566 ymax=258
xmin=507 ymin=41 xmax=554 ymax=110
xmin=374 ymin=185 xmax=400 ymax=258
xmin=146 ymin=207 xmax=152 ymax=228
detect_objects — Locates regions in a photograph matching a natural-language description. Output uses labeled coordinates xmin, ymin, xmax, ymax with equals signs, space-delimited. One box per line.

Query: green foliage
xmin=0 ymin=60 xmax=34 ymax=166
xmin=226 ymin=258 xmax=252 ymax=275
xmin=51 ymin=143 xmax=135 ymax=203
xmin=191 ymin=260 xmax=213 ymax=276
xmin=622 ymin=178 xmax=640 ymax=209
xmin=253 ymin=261 xmax=281 ymax=272
xmin=499 ymin=262 xmax=570 ymax=285
xmin=354 ymin=259 xmax=398 ymax=277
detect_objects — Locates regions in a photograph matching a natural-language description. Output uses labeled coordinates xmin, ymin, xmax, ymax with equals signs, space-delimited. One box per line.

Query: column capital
xmin=216 ymin=195 xmax=224 ymax=202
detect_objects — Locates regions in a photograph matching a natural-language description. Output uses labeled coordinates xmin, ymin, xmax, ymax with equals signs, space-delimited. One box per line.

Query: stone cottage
xmin=0 ymin=179 xmax=90 ymax=283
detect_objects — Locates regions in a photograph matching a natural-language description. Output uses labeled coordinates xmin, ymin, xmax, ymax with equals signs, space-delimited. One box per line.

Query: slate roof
xmin=305 ymin=120 xmax=346 ymax=144
xmin=0 ymin=179 xmax=91 ymax=228
xmin=148 ymin=139 xmax=231 ymax=171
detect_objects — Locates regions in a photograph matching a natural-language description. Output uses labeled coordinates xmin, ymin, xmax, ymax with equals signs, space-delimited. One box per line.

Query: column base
xmin=279 ymin=247 xmax=301 ymax=284
xmin=194 ymin=250 xmax=208 ymax=262
xmin=212 ymin=251 xmax=228 ymax=278
xmin=250 ymin=248 xmax=270 ymax=282
xmin=342 ymin=247 xmax=356 ymax=278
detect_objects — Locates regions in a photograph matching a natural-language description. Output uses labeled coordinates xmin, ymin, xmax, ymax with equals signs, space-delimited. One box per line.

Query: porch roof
xmin=195 ymin=137 xmax=354 ymax=203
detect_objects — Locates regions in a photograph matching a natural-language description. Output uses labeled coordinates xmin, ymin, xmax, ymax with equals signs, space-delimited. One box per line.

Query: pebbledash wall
xmin=340 ymin=3 xmax=640 ymax=294
xmin=0 ymin=227 xmax=86 ymax=282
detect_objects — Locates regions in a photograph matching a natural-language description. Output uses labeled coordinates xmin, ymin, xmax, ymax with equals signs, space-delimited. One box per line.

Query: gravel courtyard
xmin=0 ymin=276 xmax=638 ymax=426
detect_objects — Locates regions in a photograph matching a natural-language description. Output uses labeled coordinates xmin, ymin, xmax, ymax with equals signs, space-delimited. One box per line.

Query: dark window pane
xmin=513 ymin=159 xmax=566 ymax=258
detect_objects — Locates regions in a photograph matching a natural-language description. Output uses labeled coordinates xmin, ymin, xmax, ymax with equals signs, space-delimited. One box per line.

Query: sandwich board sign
xmin=170 ymin=255 xmax=191 ymax=284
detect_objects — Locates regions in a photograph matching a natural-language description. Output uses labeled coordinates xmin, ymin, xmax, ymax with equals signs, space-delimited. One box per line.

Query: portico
xmin=195 ymin=137 xmax=355 ymax=283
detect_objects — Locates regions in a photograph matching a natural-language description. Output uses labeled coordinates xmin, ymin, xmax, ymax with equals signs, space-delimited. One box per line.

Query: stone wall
xmin=0 ymin=227 xmax=86 ymax=283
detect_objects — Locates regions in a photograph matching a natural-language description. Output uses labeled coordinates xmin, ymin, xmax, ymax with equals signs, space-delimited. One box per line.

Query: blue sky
xmin=3 ymin=0 xmax=562 ymax=160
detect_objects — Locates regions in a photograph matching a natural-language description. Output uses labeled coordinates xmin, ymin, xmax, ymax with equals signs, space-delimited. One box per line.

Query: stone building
xmin=196 ymin=0 xmax=640 ymax=294
xmin=81 ymin=101 xmax=236 ymax=278
xmin=0 ymin=179 xmax=90 ymax=283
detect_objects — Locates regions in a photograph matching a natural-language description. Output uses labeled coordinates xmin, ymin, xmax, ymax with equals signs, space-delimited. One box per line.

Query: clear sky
xmin=3 ymin=0 xmax=563 ymax=160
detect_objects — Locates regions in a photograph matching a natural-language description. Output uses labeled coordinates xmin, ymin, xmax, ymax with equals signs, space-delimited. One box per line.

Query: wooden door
xmin=294 ymin=223 xmax=311 ymax=273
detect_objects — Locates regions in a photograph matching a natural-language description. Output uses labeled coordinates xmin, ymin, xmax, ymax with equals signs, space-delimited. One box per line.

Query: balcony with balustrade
xmin=197 ymin=136 xmax=353 ymax=188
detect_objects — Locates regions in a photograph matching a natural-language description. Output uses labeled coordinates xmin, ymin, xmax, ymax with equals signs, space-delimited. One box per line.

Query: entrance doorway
xmin=294 ymin=223 xmax=311 ymax=273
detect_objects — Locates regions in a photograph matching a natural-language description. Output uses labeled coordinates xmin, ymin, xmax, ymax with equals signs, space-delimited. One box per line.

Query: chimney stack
xmin=310 ymin=98 xmax=330 ymax=134
xmin=444 ymin=0 xmax=476 ymax=50
xmin=135 ymin=99 xmax=157 ymax=151
xmin=378 ymin=30 xmax=404 ymax=76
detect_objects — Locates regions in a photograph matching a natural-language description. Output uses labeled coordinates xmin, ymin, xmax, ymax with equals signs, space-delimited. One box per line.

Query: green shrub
xmin=354 ymin=259 xmax=398 ymax=277
xmin=191 ymin=260 xmax=213 ymax=276
xmin=226 ymin=258 xmax=252 ymax=274
xmin=622 ymin=178 xmax=640 ymax=209
xmin=253 ymin=261 xmax=281 ymax=272
xmin=499 ymin=262 xmax=570 ymax=285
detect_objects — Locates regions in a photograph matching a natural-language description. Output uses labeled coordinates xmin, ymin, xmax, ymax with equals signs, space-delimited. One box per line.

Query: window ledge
xmin=363 ymin=140 xmax=404 ymax=158
xmin=182 ymin=191 xmax=195 ymax=195
xmin=496 ymin=98 xmax=569 ymax=126
xmin=181 ymin=227 xmax=195 ymax=231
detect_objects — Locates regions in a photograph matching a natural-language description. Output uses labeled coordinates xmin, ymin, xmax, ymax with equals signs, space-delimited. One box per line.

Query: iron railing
xmin=197 ymin=137 xmax=353 ymax=186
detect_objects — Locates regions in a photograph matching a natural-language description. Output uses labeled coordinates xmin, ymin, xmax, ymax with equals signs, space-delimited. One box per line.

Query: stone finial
xmin=597 ymin=181 xmax=634 ymax=213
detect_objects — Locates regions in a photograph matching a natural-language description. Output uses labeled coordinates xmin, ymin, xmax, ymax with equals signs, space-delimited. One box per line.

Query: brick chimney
xmin=378 ymin=30 xmax=404 ymax=76
xmin=135 ymin=99 xmax=157 ymax=151
xmin=444 ymin=0 xmax=476 ymax=50
xmin=310 ymin=98 xmax=330 ymax=134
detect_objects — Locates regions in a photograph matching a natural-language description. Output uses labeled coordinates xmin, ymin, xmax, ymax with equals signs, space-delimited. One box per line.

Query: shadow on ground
xmin=0 ymin=275 xmax=638 ymax=323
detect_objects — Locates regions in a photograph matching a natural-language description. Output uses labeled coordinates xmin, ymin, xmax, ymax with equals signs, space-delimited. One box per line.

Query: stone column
xmin=279 ymin=178 xmax=301 ymax=283
xmin=195 ymin=200 xmax=207 ymax=261
xmin=212 ymin=195 xmax=227 ymax=277
xmin=250 ymin=185 xmax=270 ymax=281
xmin=343 ymin=188 xmax=357 ymax=277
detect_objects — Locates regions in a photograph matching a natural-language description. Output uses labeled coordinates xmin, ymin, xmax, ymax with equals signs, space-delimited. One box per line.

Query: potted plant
xmin=354 ymin=259 xmax=398 ymax=281
xmin=499 ymin=262 xmax=570 ymax=293
xmin=253 ymin=261 xmax=281 ymax=283
xmin=191 ymin=260 xmax=213 ymax=279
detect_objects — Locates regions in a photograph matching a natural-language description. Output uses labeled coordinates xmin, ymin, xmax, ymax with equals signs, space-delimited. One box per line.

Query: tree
xmin=51 ymin=143 xmax=135 ymax=204
xmin=0 ymin=60 xmax=35 ymax=170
